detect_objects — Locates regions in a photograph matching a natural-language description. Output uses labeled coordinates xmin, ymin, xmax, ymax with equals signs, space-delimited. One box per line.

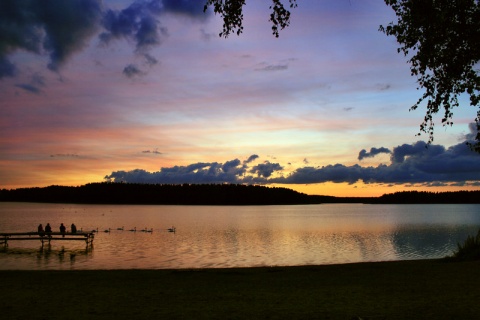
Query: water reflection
xmin=0 ymin=245 xmax=93 ymax=269
xmin=0 ymin=203 xmax=479 ymax=269
xmin=391 ymin=225 xmax=479 ymax=259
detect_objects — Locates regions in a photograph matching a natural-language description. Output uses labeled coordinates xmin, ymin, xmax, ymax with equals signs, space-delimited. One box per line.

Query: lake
xmin=0 ymin=202 xmax=479 ymax=270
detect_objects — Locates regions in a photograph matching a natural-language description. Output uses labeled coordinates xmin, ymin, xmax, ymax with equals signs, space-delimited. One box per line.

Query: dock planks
xmin=0 ymin=232 xmax=94 ymax=247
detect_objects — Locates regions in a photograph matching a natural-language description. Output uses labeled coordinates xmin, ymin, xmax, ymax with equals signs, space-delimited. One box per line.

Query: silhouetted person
xmin=71 ymin=223 xmax=77 ymax=234
xmin=38 ymin=224 xmax=44 ymax=237
xmin=60 ymin=223 xmax=66 ymax=237
xmin=45 ymin=223 xmax=52 ymax=238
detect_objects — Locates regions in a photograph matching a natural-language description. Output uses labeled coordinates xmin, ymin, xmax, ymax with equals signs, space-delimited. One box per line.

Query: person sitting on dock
xmin=60 ymin=223 xmax=66 ymax=237
xmin=45 ymin=223 xmax=52 ymax=238
xmin=37 ymin=224 xmax=44 ymax=237
xmin=71 ymin=223 xmax=77 ymax=234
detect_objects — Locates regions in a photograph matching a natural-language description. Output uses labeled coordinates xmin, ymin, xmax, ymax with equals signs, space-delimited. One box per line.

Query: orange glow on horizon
xmin=278 ymin=182 xmax=480 ymax=198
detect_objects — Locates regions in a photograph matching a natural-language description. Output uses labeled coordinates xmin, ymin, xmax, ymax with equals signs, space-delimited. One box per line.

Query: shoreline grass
xmin=1 ymin=259 xmax=479 ymax=319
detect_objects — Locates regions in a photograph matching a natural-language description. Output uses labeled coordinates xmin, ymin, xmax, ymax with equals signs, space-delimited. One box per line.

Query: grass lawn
xmin=1 ymin=259 xmax=479 ymax=319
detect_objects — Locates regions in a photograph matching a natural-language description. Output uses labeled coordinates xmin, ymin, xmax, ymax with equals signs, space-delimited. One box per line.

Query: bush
xmin=451 ymin=229 xmax=480 ymax=261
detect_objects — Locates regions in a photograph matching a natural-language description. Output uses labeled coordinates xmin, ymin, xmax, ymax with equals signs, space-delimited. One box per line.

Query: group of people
xmin=37 ymin=223 xmax=77 ymax=237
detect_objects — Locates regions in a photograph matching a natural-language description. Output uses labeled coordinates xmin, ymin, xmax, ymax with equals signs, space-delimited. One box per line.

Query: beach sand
xmin=1 ymin=259 xmax=479 ymax=319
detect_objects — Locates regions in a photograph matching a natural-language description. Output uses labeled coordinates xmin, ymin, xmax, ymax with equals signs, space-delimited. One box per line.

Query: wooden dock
xmin=0 ymin=232 xmax=94 ymax=248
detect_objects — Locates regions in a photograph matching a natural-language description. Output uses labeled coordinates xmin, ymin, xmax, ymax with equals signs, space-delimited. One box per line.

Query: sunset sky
xmin=1 ymin=0 xmax=479 ymax=197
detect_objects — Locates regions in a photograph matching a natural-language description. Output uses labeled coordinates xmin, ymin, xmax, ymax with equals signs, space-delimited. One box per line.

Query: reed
xmin=452 ymin=228 xmax=480 ymax=261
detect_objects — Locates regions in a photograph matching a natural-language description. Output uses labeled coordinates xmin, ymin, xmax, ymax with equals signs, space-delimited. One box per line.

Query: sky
xmin=1 ymin=0 xmax=479 ymax=197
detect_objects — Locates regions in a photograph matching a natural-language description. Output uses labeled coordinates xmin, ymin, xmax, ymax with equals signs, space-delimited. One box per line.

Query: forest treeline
xmin=0 ymin=183 xmax=479 ymax=205
xmin=0 ymin=183 xmax=326 ymax=205
xmin=373 ymin=190 xmax=480 ymax=204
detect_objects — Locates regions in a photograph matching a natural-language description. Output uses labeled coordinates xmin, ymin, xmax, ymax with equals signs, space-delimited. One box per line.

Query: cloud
xmin=222 ymin=158 xmax=240 ymax=171
xmin=255 ymin=58 xmax=295 ymax=72
xmin=0 ymin=57 xmax=17 ymax=78
xmin=250 ymin=161 xmax=283 ymax=178
xmin=255 ymin=64 xmax=288 ymax=72
xmin=105 ymin=125 xmax=480 ymax=187
xmin=377 ymin=83 xmax=391 ymax=91
xmin=244 ymin=154 xmax=259 ymax=164
xmin=50 ymin=154 xmax=80 ymax=158
xmin=14 ymin=73 xmax=46 ymax=94
xmin=105 ymin=160 xmax=245 ymax=184
xmin=0 ymin=0 xmax=208 ymax=79
xmin=162 ymin=0 xmax=207 ymax=17
xmin=123 ymin=64 xmax=144 ymax=78
xmin=0 ymin=0 xmax=103 ymax=73
xmin=278 ymin=137 xmax=480 ymax=185
xmin=15 ymin=84 xmax=41 ymax=94
xmin=464 ymin=122 xmax=480 ymax=142
xmin=358 ymin=147 xmax=391 ymax=160
xmin=144 ymin=53 xmax=158 ymax=66
xmin=142 ymin=149 xmax=162 ymax=154
xmin=200 ymin=28 xmax=215 ymax=41
xmin=100 ymin=1 xmax=167 ymax=53
xmin=105 ymin=154 xmax=261 ymax=184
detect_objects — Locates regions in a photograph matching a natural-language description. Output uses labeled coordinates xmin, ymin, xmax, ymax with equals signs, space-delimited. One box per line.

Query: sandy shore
xmin=1 ymin=259 xmax=479 ymax=319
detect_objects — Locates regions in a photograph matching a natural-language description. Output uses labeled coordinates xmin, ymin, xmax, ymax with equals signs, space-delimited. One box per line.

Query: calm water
xmin=0 ymin=202 xmax=479 ymax=270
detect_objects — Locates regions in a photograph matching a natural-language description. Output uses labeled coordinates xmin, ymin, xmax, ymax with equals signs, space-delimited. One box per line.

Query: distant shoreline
xmin=1 ymin=182 xmax=480 ymax=205
xmin=1 ymin=259 xmax=479 ymax=319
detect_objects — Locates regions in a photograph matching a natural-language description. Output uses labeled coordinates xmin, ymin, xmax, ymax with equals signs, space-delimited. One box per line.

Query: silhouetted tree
xmin=204 ymin=0 xmax=480 ymax=151
xmin=380 ymin=0 xmax=480 ymax=152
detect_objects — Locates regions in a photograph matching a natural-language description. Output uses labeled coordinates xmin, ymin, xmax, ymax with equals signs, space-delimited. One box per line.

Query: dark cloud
xmin=50 ymin=154 xmax=79 ymax=158
xmin=390 ymin=141 xmax=443 ymax=164
xmin=276 ymin=164 xmax=368 ymax=185
xmin=15 ymin=84 xmax=41 ymax=94
xmin=244 ymin=154 xmax=259 ymax=164
xmin=142 ymin=149 xmax=162 ymax=154
xmin=100 ymin=1 xmax=167 ymax=52
xmin=144 ymin=53 xmax=158 ymax=66
xmin=45 ymin=1 xmax=103 ymax=71
xmin=162 ymin=0 xmax=207 ymax=17
xmin=0 ymin=0 xmax=208 ymax=79
xmin=105 ymin=125 xmax=480 ymax=187
xmin=277 ymin=134 xmax=480 ymax=185
xmin=358 ymin=147 xmax=391 ymax=160
xmin=249 ymin=161 xmax=283 ymax=178
xmin=222 ymin=159 xmax=240 ymax=172
xmin=123 ymin=64 xmax=143 ymax=78
xmin=0 ymin=0 xmax=102 ymax=73
xmin=14 ymin=73 xmax=46 ymax=94
xmin=0 ymin=57 xmax=17 ymax=78
xmin=105 ymin=160 xmax=244 ymax=184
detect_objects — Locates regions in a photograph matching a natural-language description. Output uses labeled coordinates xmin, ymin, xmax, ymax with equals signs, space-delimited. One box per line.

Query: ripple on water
xmin=1 ymin=203 xmax=479 ymax=269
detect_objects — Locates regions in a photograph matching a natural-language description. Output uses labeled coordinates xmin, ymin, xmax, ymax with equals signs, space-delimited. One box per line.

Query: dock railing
xmin=0 ymin=232 xmax=94 ymax=248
